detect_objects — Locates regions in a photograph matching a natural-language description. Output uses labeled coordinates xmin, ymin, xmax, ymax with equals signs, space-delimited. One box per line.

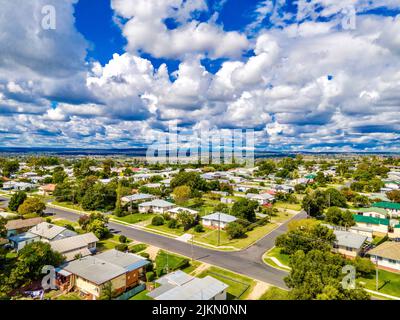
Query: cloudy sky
xmin=0 ymin=0 xmax=399 ymax=152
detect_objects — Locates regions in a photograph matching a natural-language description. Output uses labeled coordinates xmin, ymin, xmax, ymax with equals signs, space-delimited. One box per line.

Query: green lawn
xmin=97 ymin=234 xmax=131 ymax=252
xmin=113 ymin=213 xmax=155 ymax=224
xmin=129 ymin=290 xmax=153 ymax=300
xmin=51 ymin=219 xmax=79 ymax=228
xmin=193 ymin=222 xmax=278 ymax=249
xmin=259 ymin=287 xmax=289 ymax=300
xmin=146 ymin=224 xmax=186 ymax=236
xmin=181 ymin=261 xmax=201 ymax=274
xmin=358 ymin=269 xmax=400 ymax=297
xmin=265 ymin=247 xmax=290 ymax=266
xmin=155 ymin=250 xmax=190 ymax=273
xmin=197 ymin=266 xmax=256 ymax=300
xmin=273 ymin=202 xmax=302 ymax=211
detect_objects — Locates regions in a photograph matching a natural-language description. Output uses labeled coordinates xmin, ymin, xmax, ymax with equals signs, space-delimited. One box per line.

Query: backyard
xmin=197 ymin=266 xmax=256 ymax=300
xmin=358 ymin=269 xmax=400 ymax=298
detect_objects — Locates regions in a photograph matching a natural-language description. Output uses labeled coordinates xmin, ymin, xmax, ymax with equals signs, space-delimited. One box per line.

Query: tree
xmin=7 ymin=242 xmax=64 ymax=289
xmin=325 ymin=188 xmax=348 ymax=208
xmin=351 ymin=257 xmax=375 ymax=277
xmin=17 ymin=197 xmax=46 ymax=216
xmin=1 ymin=160 xmax=19 ymax=177
xmin=276 ymin=224 xmax=336 ymax=255
xmin=285 ymin=250 xmax=370 ymax=300
xmin=0 ymin=217 xmax=6 ymax=238
xmin=225 ymin=222 xmax=246 ymax=239
xmin=86 ymin=219 xmax=109 ymax=239
xmin=80 ymin=182 xmax=117 ymax=211
xmin=386 ymin=190 xmax=400 ymax=203
xmin=52 ymin=167 xmax=67 ymax=184
xmin=172 ymin=185 xmax=191 ymax=204
xmin=352 ymin=194 xmax=370 ymax=208
xmin=152 ymin=216 xmax=164 ymax=226
xmin=170 ymin=172 xmax=207 ymax=191
xmin=230 ymin=198 xmax=258 ymax=222
xmin=177 ymin=211 xmax=195 ymax=231
xmin=325 ymin=207 xmax=355 ymax=227
xmin=8 ymin=191 xmax=27 ymax=212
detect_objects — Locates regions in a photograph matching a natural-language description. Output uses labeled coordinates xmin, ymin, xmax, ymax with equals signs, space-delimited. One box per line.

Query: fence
xmin=114 ymin=284 xmax=146 ymax=301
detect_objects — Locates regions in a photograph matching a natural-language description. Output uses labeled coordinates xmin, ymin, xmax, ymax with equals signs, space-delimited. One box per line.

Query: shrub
xmin=45 ymin=218 xmax=52 ymax=223
xmin=162 ymin=213 xmax=171 ymax=221
xmin=139 ymin=252 xmax=150 ymax=259
xmin=225 ymin=222 xmax=247 ymax=239
xmin=130 ymin=243 xmax=148 ymax=253
xmin=152 ymin=216 xmax=165 ymax=226
xmin=146 ymin=271 xmax=155 ymax=282
xmin=167 ymin=218 xmax=178 ymax=229
xmin=115 ymin=244 xmax=128 ymax=252
xmin=64 ymin=224 xmax=75 ymax=231
xmin=119 ymin=235 xmax=127 ymax=243
xmin=194 ymin=224 xmax=204 ymax=233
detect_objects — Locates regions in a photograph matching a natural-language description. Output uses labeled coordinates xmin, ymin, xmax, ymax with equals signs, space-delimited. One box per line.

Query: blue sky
xmin=0 ymin=0 xmax=399 ymax=152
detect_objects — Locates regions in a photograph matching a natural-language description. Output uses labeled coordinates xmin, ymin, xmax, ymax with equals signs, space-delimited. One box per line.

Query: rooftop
xmin=353 ymin=214 xmax=389 ymax=226
xmin=201 ymin=212 xmax=237 ymax=223
xmin=148 ymin=270 xmax=228 ymax=300
xmin=5 ymin=217 xmax=44 ymax=231
xmin=372 ymin=202 xmax=400 ymax=210
xmin=139 ymin=199 xmax=175 ymax=208
xmin=60 ymin=249 xmax=150 ymax=285
xmin=333 ymin=230 xmax=368 ymax=249
xmin=368 ymin=241 xmax=400 ymax=261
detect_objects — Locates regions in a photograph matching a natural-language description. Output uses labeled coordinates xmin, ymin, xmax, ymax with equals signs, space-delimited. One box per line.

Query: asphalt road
xmin=0 ymin=195 xmax=306 ymax=288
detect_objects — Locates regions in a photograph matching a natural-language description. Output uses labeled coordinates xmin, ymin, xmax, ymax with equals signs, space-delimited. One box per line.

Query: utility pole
xmin=218 ymin=213 xmax=221 ymax=247
xmin=375 ymin=257 xmax=379 ymax=291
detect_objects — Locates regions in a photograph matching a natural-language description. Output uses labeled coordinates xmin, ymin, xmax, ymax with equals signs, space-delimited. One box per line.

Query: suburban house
xmin=2 ymin=181 xmax=36 ymax=191
xmin=332 ymin=230 xmax=368 ymax=258
xmin=201 ymin=212 xmax=237 ymax=230
xmin=353 ymin=214 xmax=389 ymax=235
xmin=372 ymin=202 xmax=400 ymax=218
xmin=120 ymin=193 xmax=157 ymax=206
xmin=5 ymin=217 xmax=43 ymax=237
xmin=28 ymin=222 xmax=78 ymax=242
xmin=348 ymin=226 xmax=374 ymax=242
xmin=147 ymin=270 xmax=228 ymax=300
xmin=367 ymin=241 xmax=400 ymax=272
xmin=8 ymin=232 xmax=41 ymax=251
xmin=167 ymin=207 xmax=198 ymax=219
xmin=246 ymin=193 xmax=275 ymax=205
xmin=357 ymin=207 xmax=388 ymax=219
xmin=38 ymin=183 xmax=56 ymax=196
xmin=56 ymin=249 xmax=150 ymax=300
xmin=50 ymin=232 xmax=99 ymax=262
xmin=138 ymin=199 xmax=175 ymax=214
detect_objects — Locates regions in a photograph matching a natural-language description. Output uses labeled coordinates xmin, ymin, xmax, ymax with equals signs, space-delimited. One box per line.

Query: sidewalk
xmin=365 ymin=289 xmax=400 ymax=300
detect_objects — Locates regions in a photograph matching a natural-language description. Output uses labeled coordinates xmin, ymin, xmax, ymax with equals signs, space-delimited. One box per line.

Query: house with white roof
xmin=147 ymin=270 xmax=228 ymax=300
xmin=246 ymin=193 xmax=275 ymax=205
xmin=332 ymin=230 xmax=368 ymax=258
xmin=121 ymin=193 xmax=157 ymax=205
xmin=167 ymin=207 xmax=199 ymax=219
xmin=201 ymin=212 xmax=237 ymax=229
xmin=138 ymin=199 xmax=175 ymax=214
xmin=50 ymin=232 xmax=99 ymax=262
xmin=29 ymin=222 xmax=78 ymax=242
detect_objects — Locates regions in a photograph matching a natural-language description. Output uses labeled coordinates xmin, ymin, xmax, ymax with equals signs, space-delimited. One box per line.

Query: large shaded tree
xmin=285 ymin=250 xmax=370 ymax=300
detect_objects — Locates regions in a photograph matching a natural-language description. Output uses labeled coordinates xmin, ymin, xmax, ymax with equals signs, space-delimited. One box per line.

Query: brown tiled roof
xmin=368 ymin=241 xmax=400 ymax=261
xmin=39 ymin=184 xmax=57 ymax=192
xmin=5 ymin=217 xmax=44 ymax=231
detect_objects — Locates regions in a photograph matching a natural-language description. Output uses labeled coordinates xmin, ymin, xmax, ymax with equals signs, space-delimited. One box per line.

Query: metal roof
xmin=50 ymin=232 xmax=98 ymax=253
xmin=151 ymin=274 xmax=228 ymax=300
xmin=201 ymin=212 xmax=237 ymax=223
xmin=139 ymin=199 xmax=175 ymax=208
xmin=333 ymin=230 xmax=368 ymax=249
xmin=372 ymin=202 xmax=400 ymax=210
xmin=29 ymin=222 xmax=68 ymax=240
xmin=5 ymin=217 xmax=44 ymax=231
xmin=9 ymin=232 xmax=39 ymax=243
xmin=60 ymin=249 xmax=150 ymax=285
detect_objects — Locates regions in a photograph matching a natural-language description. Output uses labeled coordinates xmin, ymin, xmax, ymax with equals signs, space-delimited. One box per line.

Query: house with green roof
xmin=357 ymin=207 xmax=388 ymax=219
xmin=353 ymin=214 xmax=390 ymax=235
xmin=372 ymin=202 xmax=400 ymax=218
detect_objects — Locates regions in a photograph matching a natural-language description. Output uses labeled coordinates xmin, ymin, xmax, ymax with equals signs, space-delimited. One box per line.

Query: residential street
xmin=0 ymin=195 xmax=306 ymax=288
